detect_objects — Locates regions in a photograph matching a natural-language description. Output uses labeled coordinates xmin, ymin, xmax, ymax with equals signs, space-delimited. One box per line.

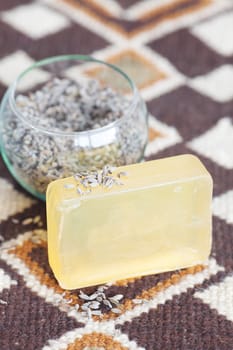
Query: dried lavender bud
xmin=71 ymin=167 xmax=128 ymax=195
xmin=111 ymin=308 xmax=121 ymax=314
xmin=76 ymin=284 xmax=126 ymax=319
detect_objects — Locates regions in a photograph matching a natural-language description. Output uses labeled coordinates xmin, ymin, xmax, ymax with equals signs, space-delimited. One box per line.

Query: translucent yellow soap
xmin=46 ymin=154 xmax=212 ymax=290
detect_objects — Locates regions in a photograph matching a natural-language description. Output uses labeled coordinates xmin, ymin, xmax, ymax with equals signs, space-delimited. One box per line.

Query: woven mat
xmin=0 ymin=1 xmax=233 ymax=349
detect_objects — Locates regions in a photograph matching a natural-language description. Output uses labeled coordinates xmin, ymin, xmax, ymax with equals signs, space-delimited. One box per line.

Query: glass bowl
xmin=0 ymin=54 xmax=148 ymax=201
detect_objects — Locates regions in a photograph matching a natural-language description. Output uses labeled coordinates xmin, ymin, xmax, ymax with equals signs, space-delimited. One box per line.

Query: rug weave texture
xmin=0 ymin=1 xmax=233 ymax=349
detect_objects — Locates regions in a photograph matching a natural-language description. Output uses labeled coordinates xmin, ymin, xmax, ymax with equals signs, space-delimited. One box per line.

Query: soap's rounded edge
xmin=56 ymin=277 xmax=95 ymax=291
xmin=47 ymin=241 xmax=65 ymax=291
xmin=182 ymin=153 xmax=214 ymax=181
xmin=57 ymin=279 xmax=77 ymax=291
xmin=46 ymin=178 xmax=64 ymax=285
xmin=46 ymin=178 xmax=60 ymax=201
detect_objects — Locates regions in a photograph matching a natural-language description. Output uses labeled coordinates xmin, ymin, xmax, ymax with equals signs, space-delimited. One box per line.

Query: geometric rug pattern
xmin=0 ymin=0 xmax=233 ymax=349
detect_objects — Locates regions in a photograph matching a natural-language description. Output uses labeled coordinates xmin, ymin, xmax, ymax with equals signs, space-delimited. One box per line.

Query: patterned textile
xmin=0 ymin=1 xmax=233 ymax=349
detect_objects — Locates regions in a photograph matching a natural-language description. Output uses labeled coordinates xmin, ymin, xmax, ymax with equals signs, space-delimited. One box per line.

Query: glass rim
xmin=8 ymin=54 xmax=140 ymax=137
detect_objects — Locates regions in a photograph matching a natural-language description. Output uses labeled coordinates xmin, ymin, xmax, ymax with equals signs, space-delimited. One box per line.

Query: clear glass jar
xmin=0 ymin=55 xmax=148 ymax=200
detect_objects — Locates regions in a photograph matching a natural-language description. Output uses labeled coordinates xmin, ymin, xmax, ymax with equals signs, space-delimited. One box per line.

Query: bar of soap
xmin=46 ymin=154 xmax=212 ymax=290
